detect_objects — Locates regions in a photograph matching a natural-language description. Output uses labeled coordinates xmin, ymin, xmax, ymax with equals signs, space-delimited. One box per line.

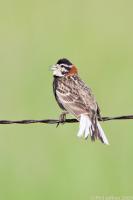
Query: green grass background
xmin=0 ymin=0 xmax=133 ymax=199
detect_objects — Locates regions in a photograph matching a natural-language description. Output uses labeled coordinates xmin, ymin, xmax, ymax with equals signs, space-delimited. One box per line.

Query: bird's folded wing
xmin=56 ymin=76 xmax=98 ymax=119
xmin=56 ymin=90 xmax=90 ymax=120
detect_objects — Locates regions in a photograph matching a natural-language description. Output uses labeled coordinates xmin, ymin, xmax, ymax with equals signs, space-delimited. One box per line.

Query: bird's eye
xmin=59 ymin=65 xmax=65 ymax=71
xmin=60 ymin=65 xmax=70 ymax=71
xmin=60 ymin=64 xmax=66 ymax=68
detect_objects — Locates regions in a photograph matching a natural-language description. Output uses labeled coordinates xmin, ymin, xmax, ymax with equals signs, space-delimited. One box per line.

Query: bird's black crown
xmin=56 ymin=58 xmax=72 ymax=66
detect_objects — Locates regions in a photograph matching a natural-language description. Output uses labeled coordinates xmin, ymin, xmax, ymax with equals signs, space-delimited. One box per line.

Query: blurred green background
xmin=0 ymin=0 xmax=133 ymax=199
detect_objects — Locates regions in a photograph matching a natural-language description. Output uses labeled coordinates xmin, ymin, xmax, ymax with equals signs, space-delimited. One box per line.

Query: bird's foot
xmin=56 ymin=111 xmax=68 ymax=127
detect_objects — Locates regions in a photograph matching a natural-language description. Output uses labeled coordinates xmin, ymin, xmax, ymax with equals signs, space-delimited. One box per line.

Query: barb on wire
xmin=0 ymin=115 xmax=133 ymax=125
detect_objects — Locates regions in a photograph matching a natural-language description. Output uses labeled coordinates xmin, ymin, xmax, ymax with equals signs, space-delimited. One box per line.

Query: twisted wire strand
xmin=0 ymin=115 xmax=133 ymax=125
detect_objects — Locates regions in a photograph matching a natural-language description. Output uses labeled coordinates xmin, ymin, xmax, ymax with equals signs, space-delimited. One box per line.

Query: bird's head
xmin=51 ymin=58 xmax=78 ymax=77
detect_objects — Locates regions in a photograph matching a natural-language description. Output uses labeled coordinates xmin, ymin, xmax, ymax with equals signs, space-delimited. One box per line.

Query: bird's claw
xmin=56 ymin=112 xmax=67 ymax=128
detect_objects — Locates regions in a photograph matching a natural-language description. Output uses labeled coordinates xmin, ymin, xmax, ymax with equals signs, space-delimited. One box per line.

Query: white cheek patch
xmin=52 ymin=64 xmax=70 ymax=77
xmin=61 ymin=67 xmax=68 ymax=73
xmin=53 ymin=69 xmax=64 ymax=77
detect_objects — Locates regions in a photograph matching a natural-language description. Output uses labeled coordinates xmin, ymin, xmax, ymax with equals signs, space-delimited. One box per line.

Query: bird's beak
xmin=50 ymin=65 xmax=57 ymax=71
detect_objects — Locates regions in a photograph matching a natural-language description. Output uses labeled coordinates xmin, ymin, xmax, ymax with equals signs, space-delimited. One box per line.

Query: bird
xmin=51 ymin=58 xmax=109 ymax=144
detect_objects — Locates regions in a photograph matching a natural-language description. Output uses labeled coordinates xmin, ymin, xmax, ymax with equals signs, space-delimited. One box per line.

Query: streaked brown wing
xmin=56 ymin=90 xmax=89 ymax=120
xmin=76 ymin=77 xmax=101 ymax=118
xmin=56 ymin=76 xmax=98 ymax=120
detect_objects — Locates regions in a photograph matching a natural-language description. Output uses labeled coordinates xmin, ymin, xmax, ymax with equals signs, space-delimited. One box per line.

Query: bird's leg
xmin=56 ymin=111 xmax=69 ymax=127
xmin=98 ymin=114 xmax=103 ymax=122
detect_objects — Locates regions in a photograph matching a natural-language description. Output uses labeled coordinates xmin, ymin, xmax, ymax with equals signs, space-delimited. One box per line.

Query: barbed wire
xmin=0 ymin=115 xmax=133 ymax=125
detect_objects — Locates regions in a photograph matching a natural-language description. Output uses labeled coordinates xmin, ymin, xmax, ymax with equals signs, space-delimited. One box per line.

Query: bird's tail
xmin=77 ymin=114 xmax=109 ymax=145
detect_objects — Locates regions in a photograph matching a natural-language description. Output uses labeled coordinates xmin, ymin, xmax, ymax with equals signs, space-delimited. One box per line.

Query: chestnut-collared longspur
xmin=51 ymin=58 xmax=109 ymax=144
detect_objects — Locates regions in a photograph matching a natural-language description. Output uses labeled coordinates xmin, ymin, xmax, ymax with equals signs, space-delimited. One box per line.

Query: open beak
xmin=50 ymin=65 xmax=57 ymax=71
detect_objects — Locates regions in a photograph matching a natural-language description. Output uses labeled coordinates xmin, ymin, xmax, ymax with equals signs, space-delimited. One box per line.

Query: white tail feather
xmin=97 ymin=121 xmax=109 ymax=145
xmin=77 ymin=114 xmax=109 ymax=145
xmin=84 ymin=117 xmax=92 ymax=139
xmin=77 ymin=114 xmax=92 ymax=138
xmin=77 ymin=114 xmax=86 ymax=138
